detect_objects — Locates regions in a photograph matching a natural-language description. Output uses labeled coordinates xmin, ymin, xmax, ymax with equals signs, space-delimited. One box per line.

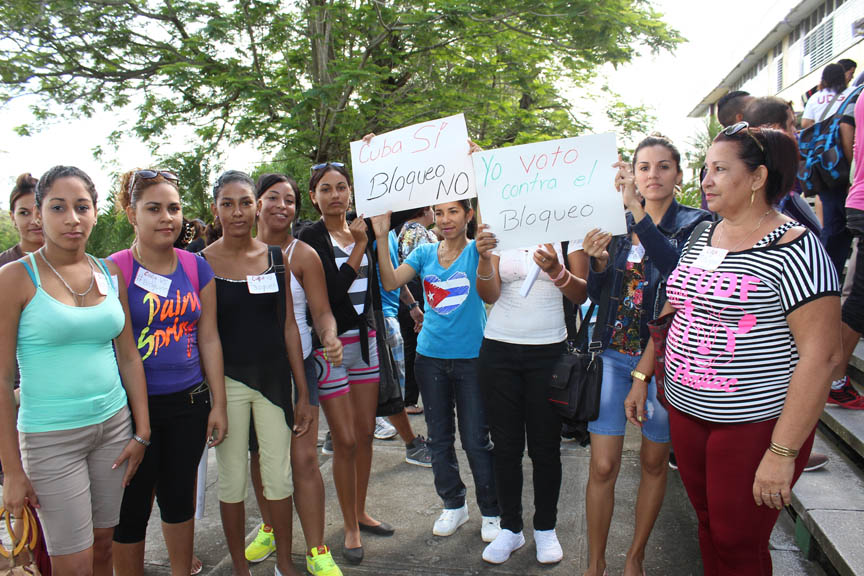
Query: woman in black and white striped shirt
xmin=627 ymin=123 xmax=841 ymax=576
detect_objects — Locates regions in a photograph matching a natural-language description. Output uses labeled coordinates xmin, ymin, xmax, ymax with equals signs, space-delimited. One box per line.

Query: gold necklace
xmin=718 ymin=209 xmax=774 ymax=252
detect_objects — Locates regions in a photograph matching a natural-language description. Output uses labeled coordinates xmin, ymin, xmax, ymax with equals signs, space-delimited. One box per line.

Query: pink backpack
xmin=110 ymin=248 xmax=200 ymax=294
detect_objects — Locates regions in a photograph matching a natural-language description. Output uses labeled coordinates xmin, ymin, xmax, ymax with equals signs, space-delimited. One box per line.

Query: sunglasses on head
xmin=130 ymin=169 xmax=179 ymax=194
xmin=719 ymin=121 xmax=765 ymax=153
xmin=310 ymin=162 xmax=345 ymax=175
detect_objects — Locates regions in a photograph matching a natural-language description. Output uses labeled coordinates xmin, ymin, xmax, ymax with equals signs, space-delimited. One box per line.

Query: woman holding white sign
xmin=371 ymin=200 xmax=501 ymax=543
xmin=582 ymin=135 xmax=711 ymax=576
xmin=474 ymin=235 xmax=589 ymax=566
xmin=202 ymin=170 xmax=313 ymax=576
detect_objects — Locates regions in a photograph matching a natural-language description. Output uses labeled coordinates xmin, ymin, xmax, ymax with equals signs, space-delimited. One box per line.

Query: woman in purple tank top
xmin=108 ymin=169 xmax=228 ymax=576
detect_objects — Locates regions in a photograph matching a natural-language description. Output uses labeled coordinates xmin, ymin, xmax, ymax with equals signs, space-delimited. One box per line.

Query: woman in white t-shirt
xmin=473 ymin=239 xmax=588 ymax=566
xmin=802 ymin=62 xmax=850 ymax=128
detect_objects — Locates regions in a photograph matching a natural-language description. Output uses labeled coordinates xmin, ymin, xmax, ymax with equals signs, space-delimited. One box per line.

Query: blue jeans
xmin=414 ymin=354 xmax=498 ymax=516
xmin=818 ymin=186 xmax=853 ymax=278
xmin=588 ymin=348 xmax=670 ymax=443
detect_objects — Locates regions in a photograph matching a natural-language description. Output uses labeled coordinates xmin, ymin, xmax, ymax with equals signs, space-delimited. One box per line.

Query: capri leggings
xmin=114 ymin=383 xmax=210 ymax=543
xmin=314 ymin=330 xmax=379 ymax=401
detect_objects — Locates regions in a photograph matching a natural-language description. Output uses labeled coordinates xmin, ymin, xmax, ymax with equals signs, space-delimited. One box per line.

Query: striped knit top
xmin=330 ymin=234 xmax=368 ymax=335
xmin=664 ymin=221 xmax=839 ymax=423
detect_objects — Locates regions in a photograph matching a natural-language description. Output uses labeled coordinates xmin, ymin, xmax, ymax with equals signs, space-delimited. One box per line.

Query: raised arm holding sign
xmin=350 ymin=114 xmax=477 ymax=216
xmin=472 ymin=132 xmax=626 ymax=251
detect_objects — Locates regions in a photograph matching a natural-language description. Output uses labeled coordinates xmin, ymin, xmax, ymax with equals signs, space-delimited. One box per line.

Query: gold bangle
xmin=768 ymin=442 xmax=799 ymax=458
xmin=631 ymin=370 xmax=649 ymax=383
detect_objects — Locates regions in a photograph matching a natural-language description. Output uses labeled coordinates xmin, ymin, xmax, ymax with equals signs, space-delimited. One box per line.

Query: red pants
xmin=668 ymin=405 xmax=814 ymax=576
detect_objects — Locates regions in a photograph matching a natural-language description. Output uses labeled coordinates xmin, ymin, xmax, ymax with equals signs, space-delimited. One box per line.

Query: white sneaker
xmin=534 ymin=528 xmax=563 ymax=564
xmin=432 ymin=505 xmax=469 ymax=536
xmin=374 ymin=417 xmax=397 ymax=440
xmin=480 ymin=515 xmax=501 ymax=543
xmin=482 ymin=529 xmax=525 ymax=564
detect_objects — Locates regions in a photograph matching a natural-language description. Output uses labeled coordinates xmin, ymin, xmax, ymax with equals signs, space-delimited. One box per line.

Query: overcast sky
xmin=0 ymin=0 xmax=799 ymax=209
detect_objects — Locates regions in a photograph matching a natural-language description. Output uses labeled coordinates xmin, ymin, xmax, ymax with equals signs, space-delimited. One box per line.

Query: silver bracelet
xmin=133 ymin=434 xmax=151 ymax=448
xmin=476 ymin=265 xmax=496 ymax=281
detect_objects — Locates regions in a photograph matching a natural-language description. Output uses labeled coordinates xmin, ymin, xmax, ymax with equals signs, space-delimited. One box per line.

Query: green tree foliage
xmin=1 ymin=0 xmax=681 ymax=168
xmin=0 ymin=211 xmax=19 ymax=252
xmin=678 ymin=115 xmax=722 ymax=208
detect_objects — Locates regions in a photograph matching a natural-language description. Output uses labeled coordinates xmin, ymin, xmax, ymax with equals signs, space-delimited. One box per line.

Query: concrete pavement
xmin=134 ymin=414 xmax=824 ymax=576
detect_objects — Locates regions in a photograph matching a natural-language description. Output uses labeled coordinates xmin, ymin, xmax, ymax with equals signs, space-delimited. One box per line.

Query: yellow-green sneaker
xmin=245 ymin=524 xmax=276 ymax=563
xmin=306 ymin=545 xmax=342 ymax=576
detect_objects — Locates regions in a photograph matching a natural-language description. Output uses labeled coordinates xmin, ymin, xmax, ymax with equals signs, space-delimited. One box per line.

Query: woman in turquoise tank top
xmin=0 ymin=166 xmax=151 ymax=576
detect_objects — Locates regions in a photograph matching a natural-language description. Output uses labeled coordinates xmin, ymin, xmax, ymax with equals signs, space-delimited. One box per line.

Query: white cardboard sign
xmin=350 ymin=114 xmax=477 ymax=216
xmin=473 ymin=132 xmax=626 ymax=251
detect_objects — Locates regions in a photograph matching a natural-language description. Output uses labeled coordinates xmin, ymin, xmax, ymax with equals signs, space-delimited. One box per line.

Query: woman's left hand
xmin=533 ymin=244 xmax=561 ymax=277
xmin=114 ymin=439 xmax=147 ymax=487
xmin=753 ymin=451 xmax=795 ymax=510
xmin=293 ymin=400 xmax=314 ymax=437
xmin=468 ymin=139 xmax=483 ymax=155
xmin=624 ymin=379 xmax=648 ymax=427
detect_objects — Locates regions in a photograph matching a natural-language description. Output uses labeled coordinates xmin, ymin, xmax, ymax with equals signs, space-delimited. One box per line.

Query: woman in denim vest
xmin=582 ymin=135 xmax=712 ymax=576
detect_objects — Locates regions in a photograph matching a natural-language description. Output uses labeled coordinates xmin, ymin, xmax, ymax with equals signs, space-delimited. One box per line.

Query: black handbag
xmin=548 ymin=301 xmax=603 ymax=422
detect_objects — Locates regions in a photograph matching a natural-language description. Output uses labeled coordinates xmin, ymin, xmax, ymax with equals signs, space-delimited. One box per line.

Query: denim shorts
xmin=587 ymin=348 xmax=670 ymax=443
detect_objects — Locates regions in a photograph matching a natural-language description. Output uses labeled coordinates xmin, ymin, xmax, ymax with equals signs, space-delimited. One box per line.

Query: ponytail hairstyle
xmin=632 ymin=132 xmax=682 ymax=174
xmin=116 ymin=169 xmax=180 ymax=212
xmin=35 ymin=166 xmax=97 ymax=209
xmin=255 ymin=173 xmax=301 ymax=219
xmin=9 ymin=173 xmax=38 ymax=212
xmin=212 ymin=170 xmax=255 ymax=201
xmin=434 ymin=198 xmax=476 ymax=239
xmin=820 ymin=63 xmax=848 ymax=94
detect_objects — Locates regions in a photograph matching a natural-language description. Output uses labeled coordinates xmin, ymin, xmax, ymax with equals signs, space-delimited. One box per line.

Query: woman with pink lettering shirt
xmin=631 ymin=124 xmax=840 ymax=576
xmin=109 ymin=169 xmax=228 ymax=576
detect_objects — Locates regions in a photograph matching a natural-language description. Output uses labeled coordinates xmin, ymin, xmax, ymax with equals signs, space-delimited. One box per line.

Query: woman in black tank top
xmin=202 ymin=171 xmax=311 ymax=576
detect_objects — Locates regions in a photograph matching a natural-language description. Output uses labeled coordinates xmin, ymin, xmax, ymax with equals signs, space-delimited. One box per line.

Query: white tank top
xmin=286 ymin=240 xmax=312 ymax=358
xmin=484 ymin=246 xmax=568 ymax=345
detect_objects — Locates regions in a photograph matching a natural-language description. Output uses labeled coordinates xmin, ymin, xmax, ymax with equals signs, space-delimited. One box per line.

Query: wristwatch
xmin=408 ymin=301 xmax=420 ymax=310
xmin=630 ymin=370 xmax=649 ymax=383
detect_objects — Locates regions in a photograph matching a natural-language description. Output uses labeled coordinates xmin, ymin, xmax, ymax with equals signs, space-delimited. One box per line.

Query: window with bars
xmin=776 ymin=56 xmax=784 ymax=92
xmin=804 ymin=16 xmax=835 ymax=72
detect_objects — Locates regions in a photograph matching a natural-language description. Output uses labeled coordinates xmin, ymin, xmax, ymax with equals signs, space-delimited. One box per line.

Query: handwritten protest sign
xmin=350 ymin=114 xmax=477 ymax=216
xmin=473 ymin=132 xmax=626 ymax=251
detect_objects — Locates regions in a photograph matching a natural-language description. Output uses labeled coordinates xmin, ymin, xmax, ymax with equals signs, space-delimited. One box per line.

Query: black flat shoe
xmin=342 ymin=546 xmax=364 ymax=564
xmin=358 ymin=521 xmax=395 ymax=536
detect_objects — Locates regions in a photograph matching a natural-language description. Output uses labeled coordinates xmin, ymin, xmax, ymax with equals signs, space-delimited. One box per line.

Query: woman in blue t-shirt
xmin=371 ymin=200 xmax=501 ymax=542
xmin=109 ymin=169 xmax=228 ymax=576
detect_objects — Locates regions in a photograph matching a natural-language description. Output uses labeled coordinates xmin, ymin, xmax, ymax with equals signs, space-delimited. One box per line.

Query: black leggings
xmin=113 ymin=383 xmax=210 ymax=543
xmin=843 ymin=208 xmax=864 ymax=334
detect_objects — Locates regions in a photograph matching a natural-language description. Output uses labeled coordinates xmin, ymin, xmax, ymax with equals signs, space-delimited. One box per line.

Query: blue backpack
xmin=797 ymin=85 xmax=863 ymax=196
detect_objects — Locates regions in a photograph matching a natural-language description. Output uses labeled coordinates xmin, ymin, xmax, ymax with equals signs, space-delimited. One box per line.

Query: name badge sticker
xmin=692 ymin=246 xmax=729 ymax=271
xmin=94 ymin=272 xmax=109 ymax=296
xmin=134 ymin=267 xmax=172 ymax=297
xmin=627 ymin=244 xmax=645 ymax=263
xmin=247 ymin=273 xmax=279 ymax=294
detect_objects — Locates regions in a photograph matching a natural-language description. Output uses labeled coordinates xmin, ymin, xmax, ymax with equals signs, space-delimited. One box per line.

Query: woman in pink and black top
xmin=631 ymin=124 xmax=841 ymax=575
xmin=827 ymin=79 xmax=864 ymax=409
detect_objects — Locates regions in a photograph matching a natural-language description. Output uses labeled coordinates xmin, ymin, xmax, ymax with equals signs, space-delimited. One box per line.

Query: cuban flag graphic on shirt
xmin=423 ymin=272 xmax=470 ymax=315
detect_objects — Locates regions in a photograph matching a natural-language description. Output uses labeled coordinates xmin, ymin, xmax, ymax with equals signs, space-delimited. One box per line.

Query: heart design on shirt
xmin=423 ymin=272 xmax=470 ymax=315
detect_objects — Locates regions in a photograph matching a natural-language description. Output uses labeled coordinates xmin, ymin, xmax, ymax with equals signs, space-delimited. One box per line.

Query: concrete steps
xmin=789 ymin=342 xmax=864 ymax=576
